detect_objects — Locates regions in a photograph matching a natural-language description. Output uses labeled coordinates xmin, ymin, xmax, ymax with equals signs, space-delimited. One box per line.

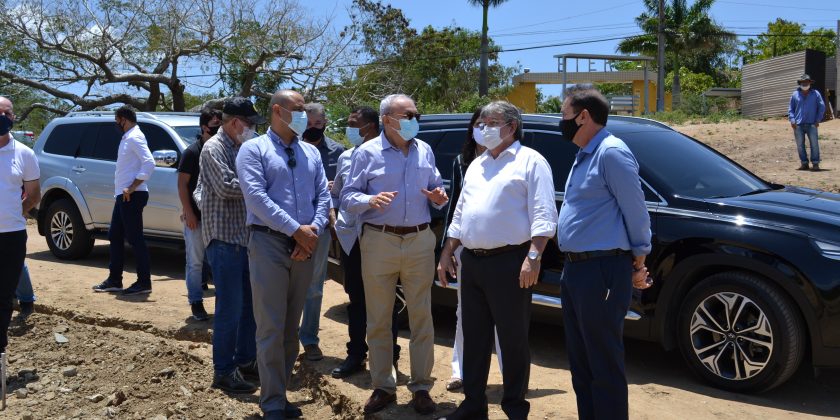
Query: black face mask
xmin=560 ymin=112 xmax=581 ymax=142
xmin=302 ymin=127 xmax=325 ymax=142
xmin=207 ymin=125 xmax=220 ymax=136
xmin=115 ymin=120 xmax=124 ymax=133
xmin=0 ymin=114 xmax=13 ymax=136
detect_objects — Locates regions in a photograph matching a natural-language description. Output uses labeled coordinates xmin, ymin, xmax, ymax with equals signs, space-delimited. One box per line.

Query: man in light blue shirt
xmin=236 ymin=89 xmax=330 ymax=420
xmin=556 ymin=86 xmax=652 ymax=420
xmin=788 ymin=73 xmax=826 ymax=171
xmin=340 ymin=94 xmax=448 ymax=415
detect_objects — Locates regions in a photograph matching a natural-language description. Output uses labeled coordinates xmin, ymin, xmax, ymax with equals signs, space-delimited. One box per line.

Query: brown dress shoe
xmin=797 ymin=163 xmax=809 ymax=170
xmin=411 ymin=390 xmax=436 ymax=415
xmin=364 ymin=389 xmax=396 ymax=414
xmin=811 ymin=163 xmax=821 ymax=171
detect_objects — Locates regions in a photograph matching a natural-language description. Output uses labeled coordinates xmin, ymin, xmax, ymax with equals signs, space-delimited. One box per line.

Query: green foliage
xmin=649 ymin=93 xmax=740 ymax=124
xmin=594 ymin=83 xmax=633 ymax=96
xmin=739 ymin=19 xmax=837 ymax=64
xmin=537 ymin=96 xmax=563 ymax=114
xmin=664 ymin=67 xmax=715 ymax=95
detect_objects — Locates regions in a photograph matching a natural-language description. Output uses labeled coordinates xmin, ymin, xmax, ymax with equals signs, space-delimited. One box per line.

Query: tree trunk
xmin=478 ymin=2 xmax=489 ymax=97
xmin=672 ymin=63 xmax=681 ymax=108
xmin=171 ymin=80 xmax=186 ymax=112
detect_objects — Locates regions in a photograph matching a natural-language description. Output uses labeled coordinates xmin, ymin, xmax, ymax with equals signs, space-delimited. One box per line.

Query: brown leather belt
xmin=565 ymin=249 xmax=630 ymax=263
xmin=465 ymin=242 xmax=530 ymax=257
xmin=250 ymin=224 xmax=291 ymax=239
xmin=365 ymin=223 xmax=429 ymax=235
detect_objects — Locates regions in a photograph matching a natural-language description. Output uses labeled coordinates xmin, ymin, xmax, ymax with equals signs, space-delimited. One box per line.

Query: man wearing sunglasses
xmin=236 ymin=90 xmax=330 ymax=420
xmin=341 ymin=94 xmax=448 ymax=415
xmin=194 ymin=97 xmax=264 ymax=395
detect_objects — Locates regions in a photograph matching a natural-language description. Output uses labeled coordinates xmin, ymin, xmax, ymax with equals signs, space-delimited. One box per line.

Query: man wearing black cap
xmin=788 ymin=73 xmax=825 ymax=171
xmin=194 ymin=97 xmax=265 ymax=394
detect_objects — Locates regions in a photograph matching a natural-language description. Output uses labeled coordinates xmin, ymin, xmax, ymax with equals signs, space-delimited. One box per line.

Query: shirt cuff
xmin=631 ymin=244 xmax=652 ymax=257
xmin=136 ymin=172 xmax=150 ymax=181
xmin=446 ymin=225 xmax=461 ymax=240
xmin=281 ymin=220 xmax=302 ymax=237
xmin=530 ymin=222 xmax=557 ymax=239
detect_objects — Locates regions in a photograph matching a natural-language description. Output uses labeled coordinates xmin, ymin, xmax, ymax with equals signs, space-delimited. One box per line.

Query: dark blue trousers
xmin=107 ymin=191 xmax=151 ymax=286
xmin=560 ymin=254 xmax=633 ymax=420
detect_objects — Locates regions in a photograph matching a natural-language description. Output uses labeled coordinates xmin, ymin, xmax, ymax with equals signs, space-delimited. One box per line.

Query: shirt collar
xmin=218 ymin=126 xmax=237 ymax=148
xmin=379 ymin=131 xmax=416 ymax=151
xmin=121 ymin=125 xmax=139 ymax=141
xmin=481 ymin=140 xmax=521 ymax=159
xmin=268 ymin=128 xmax=298 ymax=148
xmin=580 ymin=127 xmax=610 ymax=155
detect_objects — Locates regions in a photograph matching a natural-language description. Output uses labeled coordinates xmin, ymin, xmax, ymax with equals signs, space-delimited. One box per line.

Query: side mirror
xmin=153 ymin=150 xmax=178 ymax=168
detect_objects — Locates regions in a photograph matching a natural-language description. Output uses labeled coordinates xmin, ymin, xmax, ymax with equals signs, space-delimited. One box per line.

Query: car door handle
xmin=72 ymin=166 xmax=86 ymax=173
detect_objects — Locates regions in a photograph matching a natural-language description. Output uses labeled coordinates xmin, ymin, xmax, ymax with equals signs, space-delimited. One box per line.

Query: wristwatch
xmin=528 ymin=250 xmax=541 ymax=261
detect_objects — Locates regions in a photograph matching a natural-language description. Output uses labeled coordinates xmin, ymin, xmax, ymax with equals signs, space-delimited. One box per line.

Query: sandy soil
xmin=4 ymin=118 xmax=840 ymax=419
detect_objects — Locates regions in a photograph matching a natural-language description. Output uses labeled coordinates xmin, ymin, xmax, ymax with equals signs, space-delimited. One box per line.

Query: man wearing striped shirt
xmin=194 ymin=97 xmax=264 ymax=394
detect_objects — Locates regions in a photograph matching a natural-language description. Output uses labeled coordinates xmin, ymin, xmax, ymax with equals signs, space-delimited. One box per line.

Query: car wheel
xmin=45 ymin=198 xmax=95 ymax=259
xmin=677 ymin=271 xmax=804 ymax=392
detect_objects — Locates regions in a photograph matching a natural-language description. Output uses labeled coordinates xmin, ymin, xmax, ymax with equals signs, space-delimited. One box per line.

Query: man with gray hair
xmin=341 ymin=94 xmax=448 ymax=415
xmin=437 ymin=101 xmax=557 ymax=420
xmin=299 ymin=102 xmax=345 ymax=361
xmin=237 ymin=90 xmax=330 ymax=420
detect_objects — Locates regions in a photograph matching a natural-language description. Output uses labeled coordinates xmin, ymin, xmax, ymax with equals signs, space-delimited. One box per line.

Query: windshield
xmin=173 ymin=126 xmax=201 ymax=145
xmin=623 ymin=130 xmax=768 ymax=199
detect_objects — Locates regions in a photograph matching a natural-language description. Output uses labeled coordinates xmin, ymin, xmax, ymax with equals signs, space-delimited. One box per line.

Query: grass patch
xmin=645 ymin=109 xmax=742 ymax=125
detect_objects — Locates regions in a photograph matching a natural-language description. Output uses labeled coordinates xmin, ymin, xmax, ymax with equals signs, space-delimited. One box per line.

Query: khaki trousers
xmin=360 ymin=225 xmax=436 ymax=394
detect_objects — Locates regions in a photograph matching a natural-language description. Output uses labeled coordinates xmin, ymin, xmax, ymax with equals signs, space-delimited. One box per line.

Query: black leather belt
xmin=465 ymin=242 xmax=529 ymax=257
xmin=365 ymin=223 xmax=429 ymax=235
xmin=565 ymin=249 xmax=630 ymax=263
xmin=250 ymin=224 xmax=291 ymax=239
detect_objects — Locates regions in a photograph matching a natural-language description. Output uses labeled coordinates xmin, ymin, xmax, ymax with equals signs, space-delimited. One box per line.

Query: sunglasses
xmin=284 ymin=146 xmax=296 ymax=169
xmin=389 ymin=112 xmax=422 ymax=122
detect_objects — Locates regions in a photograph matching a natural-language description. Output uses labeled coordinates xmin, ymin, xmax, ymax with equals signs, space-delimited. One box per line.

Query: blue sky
xmin=312 ymin=0 xmax=840 ymax=96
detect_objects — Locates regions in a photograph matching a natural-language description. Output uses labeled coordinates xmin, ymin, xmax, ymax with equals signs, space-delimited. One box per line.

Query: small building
xmin=742 ymin=50 xmax=837 ymax=118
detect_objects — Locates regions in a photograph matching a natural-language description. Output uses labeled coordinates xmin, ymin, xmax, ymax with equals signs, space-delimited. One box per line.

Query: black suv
xmin=328 ymin=113 xmax=840 ymax=393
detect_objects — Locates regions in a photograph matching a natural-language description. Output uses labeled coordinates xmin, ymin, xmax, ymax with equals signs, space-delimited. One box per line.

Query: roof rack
xmin=64 ymin=111 xmax=198 ymax=120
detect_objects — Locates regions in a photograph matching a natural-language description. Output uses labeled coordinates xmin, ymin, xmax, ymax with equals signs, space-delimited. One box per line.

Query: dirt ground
xmin=4 ymin=118 xmax=840 ymax=419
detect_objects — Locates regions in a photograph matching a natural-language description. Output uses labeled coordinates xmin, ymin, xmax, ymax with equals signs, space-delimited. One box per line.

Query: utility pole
xmin=656 ymin=0 xmax=665 ymax=112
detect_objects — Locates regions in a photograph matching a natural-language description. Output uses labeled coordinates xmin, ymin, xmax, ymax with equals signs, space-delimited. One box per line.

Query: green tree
xmin=739 ymin=19 xmax=837 ymax=64
xmin=617 ymin=0 xmax=735 ymax=105
xmin=664 ymin=67 xmax=714 ymax=95
xmin=467 ymin=0 xmax=509 ymax=97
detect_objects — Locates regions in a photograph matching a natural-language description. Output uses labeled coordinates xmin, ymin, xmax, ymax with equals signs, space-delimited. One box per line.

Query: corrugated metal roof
xmin=742 ymin=51 xmax=806 ymax=118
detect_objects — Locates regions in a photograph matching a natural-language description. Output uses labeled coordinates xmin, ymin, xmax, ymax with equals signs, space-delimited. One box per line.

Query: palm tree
xmin=617 ymin=0 xmax=734 ymax=105
xmin=468 ymin=0 xmax=509 ymax=97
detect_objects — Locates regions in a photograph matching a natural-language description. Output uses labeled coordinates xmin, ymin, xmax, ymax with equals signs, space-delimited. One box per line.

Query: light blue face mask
xmin=345 ymin=126 xmax=365 ymax=146
xmin=390 ymin=116 xmax=419 ymax=140
xmin=288 ymin=110 xmax=308 ymax=136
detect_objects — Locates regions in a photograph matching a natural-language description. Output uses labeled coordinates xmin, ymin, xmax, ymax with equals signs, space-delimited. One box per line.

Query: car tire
xmin=45 ymin=198 xmax=95 ymax=260
xmin=677 ymin=271 xmax=804 ymax=393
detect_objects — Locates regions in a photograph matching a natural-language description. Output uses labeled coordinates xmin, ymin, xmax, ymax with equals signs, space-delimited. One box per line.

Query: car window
xmin=416 ymin=130 xmax=443 ymax=150
xmin=87 ymin=123 xmax=122 ymax=161
xmin=433 ymin=130 xmax=469 ymax=181
xmin=139 ymin=123 xmax=180 ymax=158
xmin=173 ymin=126 xmax=201 ymax=145
xmin=42 ymin=124 xmax=83 ymax=157
xmin=623 ymin=131 xmax=768 ymax=199
xmin=525 ymin=130 xmax=578 ymax=191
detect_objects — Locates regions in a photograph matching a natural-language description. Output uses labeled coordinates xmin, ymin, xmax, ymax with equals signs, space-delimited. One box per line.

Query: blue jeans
xmin=16 ymin=262 xmax=35 ymax=303
xmin=108 ymin=191 xmax=151 ymax=285
xmin=206 ymin=240 xmax=257 ymax=375
xmin=299 ymin=231 xmax=331 ymax=346
xmin=794 ymin=123 xmax=820 ymax=164
xmin=183 ymin=222 xmax=205 ymax=304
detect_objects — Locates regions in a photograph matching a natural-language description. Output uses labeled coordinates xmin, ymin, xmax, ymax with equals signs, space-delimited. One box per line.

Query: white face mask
xmin=237 ymin=124 xmax=256 ymax=143
xmin=800 ymin=84 xmax=810 ymax=91
xmin=478 ymin=123 xmax=508 ymax=150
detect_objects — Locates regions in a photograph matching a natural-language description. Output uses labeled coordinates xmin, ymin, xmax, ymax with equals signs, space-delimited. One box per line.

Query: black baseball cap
xmin=223 ymin=97 xmax=266 ymax=125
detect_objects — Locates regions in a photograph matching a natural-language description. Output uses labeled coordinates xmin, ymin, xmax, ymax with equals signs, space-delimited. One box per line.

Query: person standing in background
xmin=788 ymin=74 xmax=826 ymax=171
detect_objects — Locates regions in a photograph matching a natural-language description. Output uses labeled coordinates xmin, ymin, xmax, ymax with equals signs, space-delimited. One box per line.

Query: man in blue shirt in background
xmin=788 ymin=73 xmax=826 ymax=171
xmin=237 ymin=89 xmax=330 ymax=420
xmin=557 ymin=86 xmax=652 ymax=420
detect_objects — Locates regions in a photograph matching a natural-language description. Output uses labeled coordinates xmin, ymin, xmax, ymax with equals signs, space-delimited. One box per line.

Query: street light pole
xmin=656 ymin=0 xmax=666 ymax=112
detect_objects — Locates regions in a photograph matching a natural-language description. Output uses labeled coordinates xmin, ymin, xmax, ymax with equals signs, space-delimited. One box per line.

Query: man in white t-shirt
xmin=0 ymin=96 xmax=41 ymax=354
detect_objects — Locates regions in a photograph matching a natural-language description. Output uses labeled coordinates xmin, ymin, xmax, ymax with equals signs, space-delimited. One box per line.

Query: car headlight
xmin=813 ymin=240 xmax=840 ymax=261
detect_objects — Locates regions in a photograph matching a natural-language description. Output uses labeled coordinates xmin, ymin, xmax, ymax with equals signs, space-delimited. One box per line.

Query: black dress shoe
xmin=364 ymin=389 xmax=396 ymax=414
xmin=331 ymin=357 xmax=365 ymax=379
xmin=212 ymin=369 xmax=257 ymax=394
xmin=284 ymin=400 xmax=302 ymax=418
xmin=238 ymin=360 xmax=260 ymax=382
xmin=411 ymin=390 xmax=436 ymax=415
xmin=436 ymin=405 xmax=489 ymax=420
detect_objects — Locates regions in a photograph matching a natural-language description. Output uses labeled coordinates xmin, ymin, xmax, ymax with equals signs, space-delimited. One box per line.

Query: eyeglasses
xmin=389 ymin=112 xmax=421 ymax=121
xmin=477 ymin=122 xmax=509 ymax=130
xmin=284 ymin=147 xmax=296 ymax=169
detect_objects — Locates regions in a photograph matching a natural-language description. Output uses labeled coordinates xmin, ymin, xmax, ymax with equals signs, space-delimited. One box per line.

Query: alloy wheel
xmin=50 ymin=210 xmax=74 ymax=251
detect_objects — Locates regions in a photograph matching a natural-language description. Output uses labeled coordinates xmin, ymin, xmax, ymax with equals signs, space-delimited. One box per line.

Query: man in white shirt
xmin=92 ymin=105 xmax=155 ymax=296
xmin=0 ymin=96 xmax=41 ymax=353
xmin=437 ymin=101 xmax=557 ymax=420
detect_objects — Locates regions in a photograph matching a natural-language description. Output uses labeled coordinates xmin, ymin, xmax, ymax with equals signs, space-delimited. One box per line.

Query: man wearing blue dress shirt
xmin=236 ymin=89 xmax=330 ymax=420
xmin=557 ymin=86 xmax=652 ymax=420
xmin=341 ymin=94 xmax=448 ymax=415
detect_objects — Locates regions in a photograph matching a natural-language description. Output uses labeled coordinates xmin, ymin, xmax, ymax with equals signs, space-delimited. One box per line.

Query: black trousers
xmin=340 ymin=241 xmax=400 ymax=362
xmin=460 ymin=246 xmax=531 ymax=420
xmin=0 ymin=230 xmax=27 ymax=353
xmin=108 ymin=191 xmax=151 ymax=285
xmin=560 ymin=254 xmax=633 ymax=420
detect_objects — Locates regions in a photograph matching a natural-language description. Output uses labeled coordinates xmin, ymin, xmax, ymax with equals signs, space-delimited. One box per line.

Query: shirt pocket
xmin=415 ymin=162 xmax=435 ymax=190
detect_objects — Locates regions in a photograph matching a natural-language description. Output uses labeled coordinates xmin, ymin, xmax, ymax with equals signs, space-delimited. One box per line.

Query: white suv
xmin=33 ymin=112 xmax=200 ymax=259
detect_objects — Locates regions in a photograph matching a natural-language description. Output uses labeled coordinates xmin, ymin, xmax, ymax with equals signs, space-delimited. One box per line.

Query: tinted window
xmin=525 ymin=131 xmax=578 ymax=191
xmin=416 ymin=130 xmax=443 ymax=150
xmin=433 ymin=130 xmax=469 ymax=181
xmin=139 ymin=123 xmax=179 ymax=158
xmin=623 ymin=131 xmax=767 ymax=199
xmin=642 ymin=183 xmax=662 ymax=203
xmin=43 ymin=124 xmax=83 ymax=156
xmin=173 ymin=126 xmax=201 ymax=145
xmin=88 ymin=123 xmax=122 ymax=161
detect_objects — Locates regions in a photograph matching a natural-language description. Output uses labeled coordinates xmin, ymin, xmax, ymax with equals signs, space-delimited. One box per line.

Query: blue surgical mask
xmin=287 ymin=111 xmax=308 ymax=136
xmin=390 ymin=116 xmax=419 ymax=141
xmin=345 ymin=126 xmax=364 ymax=146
